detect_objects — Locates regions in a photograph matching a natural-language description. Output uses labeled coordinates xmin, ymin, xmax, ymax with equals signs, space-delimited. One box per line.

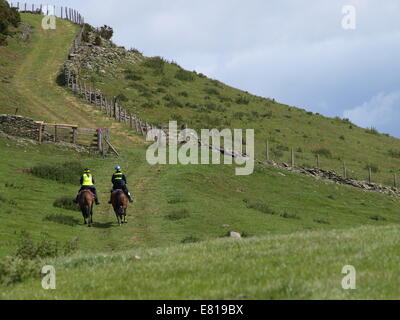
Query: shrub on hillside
xmin=365 ymin=164 xmax=379 ymax=173
xmin=144 ymin=56 xmax=166 ymax=75
xmin=175 ymin=69 xmax=195 ymax=82
xmin=166 ymin=209 xmax=190 ymax=221
xmin=16 ymin=231 xmax=79 ymax=260
xmin=0 ymin=0 xmax=21 ymax=45
xmin=313 ymin=148 xmax=333 ymax=159
xmin=99 ymin=25 xmax=113 ymax=40
xmin=365 ymin=127 xmax=379 ymax=135
xmin=244 ymin=199 xmax=276 ymax=215
xmin=30 ymin=161 xmax=84 ymax=184
xmin=94 ymin=34 xmax=102 ymax=46
xmin=203 ymin=87 xmax=220 ymax=96
xmin=158 ymin=77 xmax=173 ymax=87
xmin=178 ymin=91 xmax=189 ymax=97
xmin=163 ymin=94 xmax=183 ymax=108
xmin=181 ymin=236 xmax=200 ymax=244
xmin=129 ymin=47 xmax=142 ymax=55
xmin=235 ymin=95 xmax=250 ymax=105
xmin=116 ymin=93 xmax=128 ymax=102
xmin=81 ymin=23 xmax=93 ymax=43
xmin=388 ymin=149 xmax=400 ymax=159
xmin=53 ymin=196 xmax=80 ymax=212
xmin=0 ymin=256 xmax=39 ymax=286
xmin=124 ymin=70 xmax=143 ymax=81
xmin=43 ymin=214 xmax=80 ymax=226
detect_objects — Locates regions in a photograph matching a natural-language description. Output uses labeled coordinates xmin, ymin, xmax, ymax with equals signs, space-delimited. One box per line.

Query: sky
xmin=13 ymin=0 xmax=400 ymax=136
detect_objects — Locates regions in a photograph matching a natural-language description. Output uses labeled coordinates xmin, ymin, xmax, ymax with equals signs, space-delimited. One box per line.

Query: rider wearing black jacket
xmin=108 ymin=166 xmax=133 ymax=203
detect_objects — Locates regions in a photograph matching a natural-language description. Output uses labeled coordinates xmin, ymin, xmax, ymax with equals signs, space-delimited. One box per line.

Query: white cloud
xmin=343 ymin=91 xmax=400 ymax=134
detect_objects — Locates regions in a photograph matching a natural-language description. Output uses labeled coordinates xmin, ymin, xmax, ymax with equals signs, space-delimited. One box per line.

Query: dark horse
xmin=78 ymin=190 xmax=95 ymax=227
xmin=111 ymin=189 xmax=128 ymax=226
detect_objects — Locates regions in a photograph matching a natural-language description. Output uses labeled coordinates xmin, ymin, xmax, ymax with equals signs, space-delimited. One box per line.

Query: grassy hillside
xmin=79 ymin=35 xmax=400 ymax=188
xmin=0 ymin=14 xmax=399 ymax=299
xmin=2 ymin=132 xmax=399 ymax=258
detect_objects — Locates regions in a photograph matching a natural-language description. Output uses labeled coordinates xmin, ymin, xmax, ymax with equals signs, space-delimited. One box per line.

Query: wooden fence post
xmin=394 ymin=173 xmax=397 ymax=189
xmin=37 ymin=122 xmax=43 ymax=143
xmin=54 ymin=125 xmax=58 ymax=142
xmin=134 ymin=117 xmax=139 ymax=132
xmin=265 ymin=140 xmax=269 ymax=161
xmin=343 ymin=161 xmax=347 ymax=179
xmin=316 ymin=154 xmax=320 ymax=169
xmin=368 ymin=167 xmax=372 ymax=183
xmin=291 ymin=148 xmax=295 ymax=167
xmin=72 ymin=127 xmax=77 ymax=144
xmin=114 ymin=101 xmax=118 ymax=120
xmin=97 ymin=129 xmax=103 ymax=154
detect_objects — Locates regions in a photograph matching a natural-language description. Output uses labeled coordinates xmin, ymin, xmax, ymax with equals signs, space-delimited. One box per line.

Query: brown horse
xmin=111 ymin=189 xmax=128 ymax=226
xmin=78 ymin=190 xmax=95 ymax=227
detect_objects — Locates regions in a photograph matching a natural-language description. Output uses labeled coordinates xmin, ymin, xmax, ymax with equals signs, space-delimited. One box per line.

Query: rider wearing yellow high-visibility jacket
xmin=108 ymin=166 xmax=133 ymax=203
xmin=75 ymin=168 xmax=100 ymax=205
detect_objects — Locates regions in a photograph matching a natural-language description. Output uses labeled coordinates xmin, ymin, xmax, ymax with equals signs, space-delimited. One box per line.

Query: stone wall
xmin=0 ymin=114 xmax=52 ymax=141
xmin=263 ymin=160 xmax=400 ymax=197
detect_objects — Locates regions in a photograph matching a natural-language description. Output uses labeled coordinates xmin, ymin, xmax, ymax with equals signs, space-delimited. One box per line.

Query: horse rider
xmin=108 ymin=166 xmax=133 ymax=203
xmin=74 ymin=168 xmax=100 ymax=205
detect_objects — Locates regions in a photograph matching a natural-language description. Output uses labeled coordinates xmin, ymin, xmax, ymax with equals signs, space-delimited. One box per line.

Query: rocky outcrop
xmin=64 ymin=31 xmax=142 ymax=77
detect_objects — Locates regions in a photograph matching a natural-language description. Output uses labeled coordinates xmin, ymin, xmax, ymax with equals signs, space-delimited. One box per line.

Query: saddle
xmin=79 ymin=189 xmax=95 ymax=197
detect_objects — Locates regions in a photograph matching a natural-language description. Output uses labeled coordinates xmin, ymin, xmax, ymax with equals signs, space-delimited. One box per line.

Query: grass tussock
xmin=53 ymin=196 xmax=80 ymax=212
xmin=166 ymin=209 xmax=190 ymax=221
xmin=181 ymin=236 xmax=200 ymax=244
xmin=244 ymin=199 xmax=276 ymax=215
xmin=43 ymin=214 xmax=80 ymax=226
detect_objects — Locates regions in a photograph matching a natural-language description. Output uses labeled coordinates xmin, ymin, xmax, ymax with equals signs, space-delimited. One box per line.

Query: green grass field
xmin=2 ymin=225 xmax=400 ymax=300
xmin=0 ymin=14 xmax=399 ymax=299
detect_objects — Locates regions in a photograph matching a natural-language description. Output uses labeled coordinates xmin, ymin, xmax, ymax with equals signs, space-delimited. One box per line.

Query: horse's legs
xmin=86 ymin=206 xmax=92 ymax=227
xmin=82 ymin=209 xmax=87 ymax=224
xmin=123 ymin=208 xmax=127 ymax=224
xmin=90 ymin=204 xmax=94 ymax=225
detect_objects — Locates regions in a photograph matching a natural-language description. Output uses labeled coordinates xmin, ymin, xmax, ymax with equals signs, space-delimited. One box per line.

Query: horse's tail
xmin=86 ymin=204 xmax=92 ymax=218
xmin=116 ymin=191 xmax=124 ymax=215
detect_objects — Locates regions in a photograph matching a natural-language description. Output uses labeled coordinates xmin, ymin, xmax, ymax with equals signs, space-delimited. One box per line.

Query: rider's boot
xmin=128 ymin=192 xmax=134 ymax=203
xmin=95 ymin=196 xmax=100 ymax=205
xmin=73 ymin=195 xmax=78 ymax=203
